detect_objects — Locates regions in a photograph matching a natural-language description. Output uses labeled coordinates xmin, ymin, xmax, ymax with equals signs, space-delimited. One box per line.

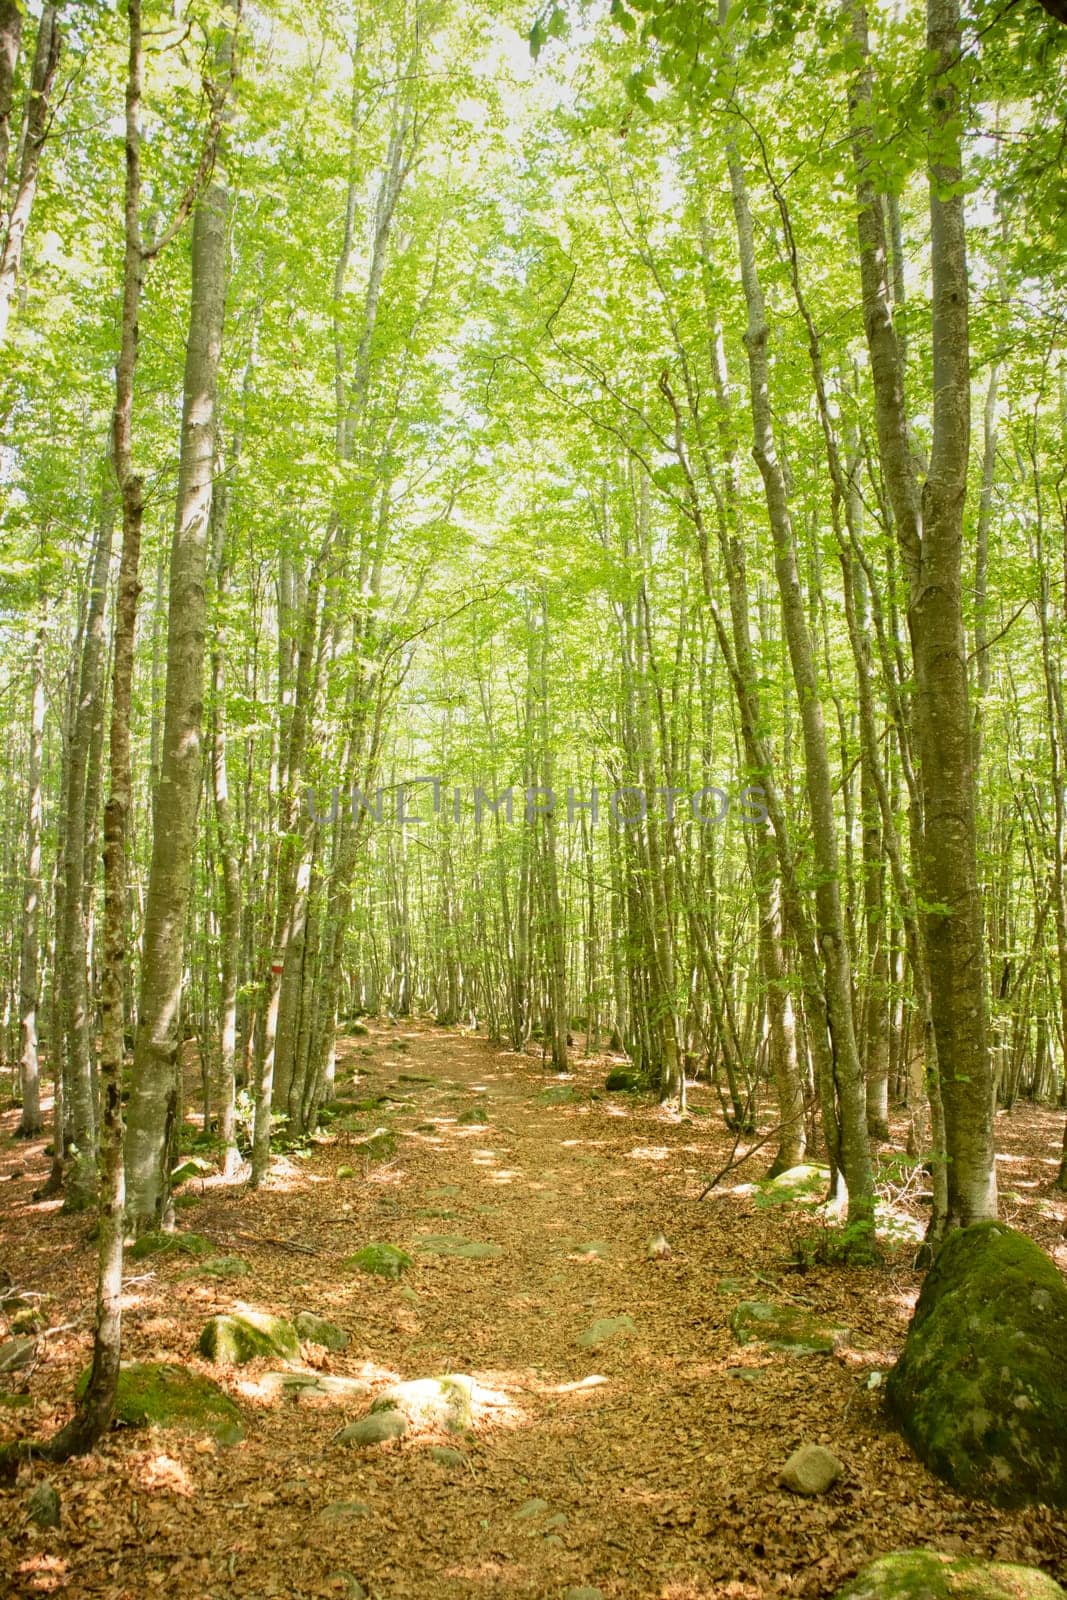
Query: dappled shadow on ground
xmin=1 ymin=1021 xmax=1066 ymax=1598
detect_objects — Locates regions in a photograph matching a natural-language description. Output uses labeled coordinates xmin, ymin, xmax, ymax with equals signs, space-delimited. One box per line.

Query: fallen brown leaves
xmin=1 ymin=1024 xmax=1065 ymax=1599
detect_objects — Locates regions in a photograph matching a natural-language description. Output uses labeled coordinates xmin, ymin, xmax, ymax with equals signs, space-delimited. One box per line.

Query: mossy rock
xmin=336 ymin=1165 xmax=357 ymax=1180
xmin=538 ymin=1085 xmax=576 ymax=1106
xmin=760 ymin=1163 xmax=832 ymax=1205
xmin=129 ymin=1230 xmax=214 ymax=1262
xmin=370 ymin=1374 xmax=473 ymax=1433
xmin=832 ymin=1549 xmax=1065 ymax=1599
xmin=192 ymin=1255 xmax=250 ymax=1280
xmin=294 ymin=1311 xmax=349 ymax=1352
xmin=344 ymin=1243 xmax=412 ymax=1279
xmin=456 ymin=1105 xmax=489 ymax=1125
xmin=171 ymin=1156 xmax=213 ymax=1187
xmin=416 ymin=1235 xmax=502 ymax=1261
xmin=729 ymin=1300 xmax=849 ymax=1355
xmin=337 ymin=1410 xmax=408 ymax=1446
xmin=199 ymin=1310 xmax=300 ymax=1366
xmin=354 ymin=1131 xmax=397 ymax=1160
xmin=605 ymin=1067 xmax=640 ymax=1092
xmin=884 ymin=1221 xmax=1067 ymax=1509
xmin=577 ymin=1314 xmax=636 ymax=1349
xmin=76 ymin=1361 xmax=243 ymax=1445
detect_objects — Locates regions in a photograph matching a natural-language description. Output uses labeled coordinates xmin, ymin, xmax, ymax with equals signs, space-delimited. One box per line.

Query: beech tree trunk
xmin=125 ymin=171 xmax=231 ymax=1230
xmin=0 ymin=4 xmax=60 ymax=344
xmin=846 ymin=0 xmax=996 ymax=1231
xmin=17 ymin=612 xmax=45 ymax=1136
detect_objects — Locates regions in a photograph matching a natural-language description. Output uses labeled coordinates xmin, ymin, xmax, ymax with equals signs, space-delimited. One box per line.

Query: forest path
xmin=2 ymin=1020 xmax=1066 ymax=1599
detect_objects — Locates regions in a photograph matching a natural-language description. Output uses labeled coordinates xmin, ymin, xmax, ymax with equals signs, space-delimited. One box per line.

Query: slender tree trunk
xmin=726 ymin=141 xmax=873 ymax=1228
xmin=38 ymin=0 xmax=147 ymax=1462
xmin=125 ymin=170 xmax=231 ymax=1230
xmin=0 ymin=4 xmax=60 ymax=345
xmin=17 ymin=611 xmax=45 ymax=1136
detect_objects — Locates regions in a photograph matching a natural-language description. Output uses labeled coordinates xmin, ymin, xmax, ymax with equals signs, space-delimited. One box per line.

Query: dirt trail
xmin=2 ymin=1022 xmax=1065 ymax=1599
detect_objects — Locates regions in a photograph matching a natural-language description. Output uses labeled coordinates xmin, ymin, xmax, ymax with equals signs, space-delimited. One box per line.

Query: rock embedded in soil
xmin=778 ymin=1443 xmax=844 ymax=1495
xmin=729 ymin=1300 xmax=848 ymax=1355
xmin=416 ymin=1234 xmax=502 ymax=1261
xmin=198 ymin=1310 xmax=300 ymax=1367
xmin=293 ymin=1311 xmax=349 ymax=1351
xmin=604 ymin=1067 xmax=640 ymax=1092
xmin=343 ymin=1243 xmax=413 ymax=1279
xmin=515 ymin=1498 xmax=551 ymax=1519
xmin=577 ymin=1314 xmax=636 ymax=1348
xmin=0 ymin=1335 xmax=37 ymax=1374
xmin=885 ymin=1221 xmax=1067 ymax=1508
xmin=761 ymin=1164 xmax=832 ymax=1204
xmin=430 ymin=1445 xmax=466 ymax=1469
xmin=318 ymin=1500 xmax=371 ymax=1523
xmin=337 ymin=1410 xmax=408 ymax=1446
xmin=194 ymin=1255 xmax=250 ymax=1279
xmin=370 ymin=1374 xmax=474 ymax=1432
xmin=262 ymin=1370 xmax=370 ymax=1400
xmin=75 ymin=1361 xmax=244 ymax=1444
xmin=831 ymin=1550 xmax=1066 ymax=1599
xmin=26 ymin=1481 xmax=60 ymax=1528
xmin=129 ymin=1230 xmax=213 ymax=1261
xmin=564 ymin=1589 xmax=605 ymax=1600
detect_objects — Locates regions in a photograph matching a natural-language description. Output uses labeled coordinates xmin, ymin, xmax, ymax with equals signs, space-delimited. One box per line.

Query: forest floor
xmin=1 ymin=1020 xmax=1066 ymax=1600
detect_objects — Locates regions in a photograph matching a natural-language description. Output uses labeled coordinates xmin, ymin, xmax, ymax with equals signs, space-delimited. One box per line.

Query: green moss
xmin=198 ymin=1311 xmax=300 ymax=1366
xmin=538 ymin=1085 xmax=576 ymax=1105
xmin=605 ymin=1068 xmax=639 ymax=1092
xmin=729 ymin=1300 xmax=848 ymax=1355
xmin=354 ymin=1131 xmax=397 ymax=1160
xmin=343 ymin=1243 xmax=413 ymax=1279
xmin=192 ymin=1255 xmax=250 ymax=1280
xmin=75 ymin=1361 xmax=243 ymax=1445
xmin=832 ymin=1549 xmax=1065 ymax=1599
xmin=885 ymin=1222 xmax=1067 ymax=1508
xmin=130 ymin=1230 xmax=214 ymax=1261
xmin=457 ymin=1105 xmax=488 ymax=1126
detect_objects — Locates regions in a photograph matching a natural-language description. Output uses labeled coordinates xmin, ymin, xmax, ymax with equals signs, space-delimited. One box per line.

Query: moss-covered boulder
xmin=605 ymin=1067 xmax=639 ymax=1092
xmin=129 ymin=1230 xmax=213 ymax=1262
xmin=76 ymin=1361 xmax=244 ymax=1444
xmin=198 ymin=1310 xmax=300 ymax=1366
xmin=370 ymin=1374 xmax=473 ymax=1433
xmin=832 ymin=1549 xmax=1065 ymax=1599
xmin=344 ymin=1243 xmax=412 ymax=1279
xmin=730 ymin=1300 xmax=849 ymax=1355
xmin=194 ymin=1255 xmax=250 ymax=1279
xmin=761 ymin=1164 xmax=832 ymax=1205
xmin=885 ymin=1221 xmax=1067 ymax=1508
xmin=294 ymin=1311 xmax=349 ymax=1352
xmin=456 ymin=1105 xmax=488 ymax=1126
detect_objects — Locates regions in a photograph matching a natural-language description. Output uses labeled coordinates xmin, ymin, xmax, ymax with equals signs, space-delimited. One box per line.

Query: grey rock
xmin=26 ymin=1481 xmax=60 ymax=1529
xmin=337 ymin=1410 xmax=408 ymax=1446
xmin=294 ymin=1311 xmax=349 ymax=1352
xmin=515 ymin=1497 xmax=550 ymax=1519
xmin=778 ymin=1443 xmax=844 ymax=1495
xmin=0 ymin=1335 xmax=37 ymax=1374
xmin=318 ymin=1500 xmax=371 ymax=1524
xmin=577 ymin=1315 xmax=636 ymax=1349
